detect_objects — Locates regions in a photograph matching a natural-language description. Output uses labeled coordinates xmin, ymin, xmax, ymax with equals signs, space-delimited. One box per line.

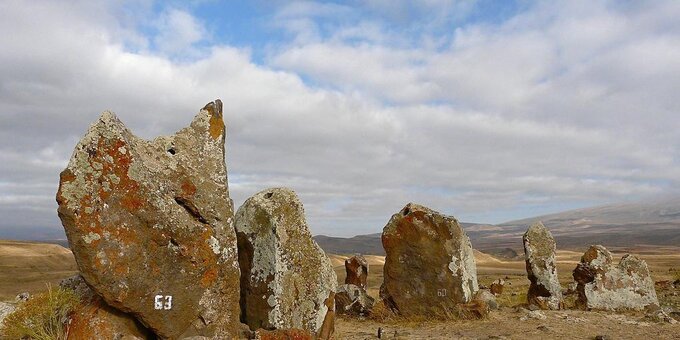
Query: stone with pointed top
xmin=235 ymin=188 xmax=336 ymax=339
xmin=56 ymin=100 xmax=242 ymax=338
xmin=523 ymin=222 xmax=563 ymax=310
xmin=379 ymin=203 xmax=479 ymax=318
xmin=345 ymin=255 xmax=369 ymax=289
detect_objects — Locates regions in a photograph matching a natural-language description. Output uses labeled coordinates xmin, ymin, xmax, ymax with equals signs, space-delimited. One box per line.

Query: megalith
xmin=345 ymin=255 xmax=368 ymax=289
xmin=56 ymin=100 xmax=242 ymax=338
xmin=523 ymin=222 xmax=563 ymax=310
xmin=235 ymin=188 xmax=336 ymax=338
xmin=573 ymin=245 xmax=658 ymax=310
xmin=380 ymin=203 xmax=478 ymax=317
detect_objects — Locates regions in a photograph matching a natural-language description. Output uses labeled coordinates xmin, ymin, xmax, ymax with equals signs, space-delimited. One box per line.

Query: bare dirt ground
xmin=335 ymin=308 xmax=680 ymax=339
xmin=331 ymin=247 xmax=680 ymax=339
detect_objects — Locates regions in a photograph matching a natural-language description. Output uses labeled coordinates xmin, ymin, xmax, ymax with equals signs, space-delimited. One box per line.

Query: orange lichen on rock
xmin=57 ymin=100 xmax=242 ymax=339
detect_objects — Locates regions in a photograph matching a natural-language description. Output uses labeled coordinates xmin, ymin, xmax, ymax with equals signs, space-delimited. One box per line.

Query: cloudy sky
xmin=1 ymin=0 xmax=679 ymax=239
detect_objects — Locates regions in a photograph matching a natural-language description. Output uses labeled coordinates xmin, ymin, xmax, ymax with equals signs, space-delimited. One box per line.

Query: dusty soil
xmin=335 ymin=308 xmax=680 ymax=339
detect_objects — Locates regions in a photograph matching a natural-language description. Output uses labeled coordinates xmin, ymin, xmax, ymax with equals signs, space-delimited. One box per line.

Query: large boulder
xmin=380 ymin=203 xmax=479 ymax=317
xmin=56 ymin=100 xmax=243 ymax=338
xmin=60 ymin=275 xmax=152 ymax=340
xmin=345 ymin=255 xmax=368 ymax=289
xmin=235 ymin=188 xmax=336 ymax=338
xmin=573 ymin=245 xmax=659 ymax=310
xmin=335 ymin=284 xmax=375 ymax=316
xmin=522 ymin=222 xmax=563 ymax=310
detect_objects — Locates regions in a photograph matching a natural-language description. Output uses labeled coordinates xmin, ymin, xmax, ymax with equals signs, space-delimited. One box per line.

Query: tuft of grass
xmin=1 ymin=284 xmax=79 ymax=340
xmin=673 ymin=269 xmax=680 ymax=282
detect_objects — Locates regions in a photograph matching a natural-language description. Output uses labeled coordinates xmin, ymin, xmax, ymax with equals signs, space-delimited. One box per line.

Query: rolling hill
xmin=314 ymin=198 xmax=680 ymax=255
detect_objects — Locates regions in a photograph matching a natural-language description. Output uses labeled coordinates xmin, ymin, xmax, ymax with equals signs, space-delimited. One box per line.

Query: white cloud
xmin=152 ymin=8 xmax=209 ymax=57
xmin=0 ymin=0 xmax=679 ymax=238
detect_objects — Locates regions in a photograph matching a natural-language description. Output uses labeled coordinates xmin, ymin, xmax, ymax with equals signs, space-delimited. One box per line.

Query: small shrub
xmin=1 ymin=285 xmax=79 ymax=340
xmin=673 ymin=269 xmax=680 ymax=282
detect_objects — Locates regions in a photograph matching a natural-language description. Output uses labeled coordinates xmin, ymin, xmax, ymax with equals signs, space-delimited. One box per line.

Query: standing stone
xmin=573 ymin=245 xmax=659 ymax=310
xmin=335 ymin=284 xmax=375 ymax=316
xmin=380 ymin=203 xmax=479 ymax=317
xmin=56 ymin=100 xmax=242 ymax=338
xmin=235 ymin=188 xmax=337 ymax=339
xmin=345 ymin=255 xmax=368 ymax=289
xmin=522 ymin=222 xmax=563 ymax=310
xmin=60 ymin=275 xmax=152 ymax=340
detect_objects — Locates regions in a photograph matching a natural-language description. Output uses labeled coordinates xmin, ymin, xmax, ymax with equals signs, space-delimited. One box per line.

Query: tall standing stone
xmin=345 ymin=255 xmax=368 ymax=289
xmin=380 ymin=203 xmax=478 ymax=317
xmin=522 ymin=222 xmax=563 ymax=310
xmin=573 ymin=245 xmax=658 ymax=310
xmin=235 ymin=188 xmax=337 ymax=339
xmin=56 ymin=100 xmax=243 ymax=339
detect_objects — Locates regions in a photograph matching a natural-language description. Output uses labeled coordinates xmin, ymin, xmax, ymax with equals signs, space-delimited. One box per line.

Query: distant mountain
xmin=314 ymin=198 xmax=680 ymax=255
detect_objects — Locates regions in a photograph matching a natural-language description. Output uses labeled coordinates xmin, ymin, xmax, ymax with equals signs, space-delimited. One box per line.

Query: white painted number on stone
xmin=154 ymin=295 xmax=172 ymax=310
xmin=437 ymin=289 xmax=447 ymax=297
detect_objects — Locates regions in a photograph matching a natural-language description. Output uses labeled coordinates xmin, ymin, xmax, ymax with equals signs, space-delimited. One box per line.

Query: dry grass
xmin=1 ymin=285 xmax=80 ymax=340
xmin=0 ymin=240 xmax=77 ymax=301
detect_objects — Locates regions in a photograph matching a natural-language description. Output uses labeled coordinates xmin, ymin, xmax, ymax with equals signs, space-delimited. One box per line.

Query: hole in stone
xmin=402 ymin=207 xmax=410 ymax=216
xmin=167 ymin=148 xmax=176 ymax=155
xmin=170 ymin=238 xmax=179 ymax=247
xmin=264 ymin=192 xmax=273 ymax=199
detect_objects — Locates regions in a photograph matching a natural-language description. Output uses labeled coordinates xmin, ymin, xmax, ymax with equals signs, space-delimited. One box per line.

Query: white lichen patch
xmin=208 ymin=236 xmax=221 ymax=255
xmin=83 ymin=232 xmax=101 ymax=244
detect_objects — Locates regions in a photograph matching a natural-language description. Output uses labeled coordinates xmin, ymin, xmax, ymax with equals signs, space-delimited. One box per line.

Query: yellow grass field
xmin=2 ymin=241 xmax=679 ymax=339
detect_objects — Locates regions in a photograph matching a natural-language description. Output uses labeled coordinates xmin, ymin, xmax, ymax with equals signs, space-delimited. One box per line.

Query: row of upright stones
xmin=522 ymin=222 xmax=658 ymax=311
xmin=57 ymin=101 xmax=335 ymax=339
xmin=55 ymin=100 xmax=662 ymax=339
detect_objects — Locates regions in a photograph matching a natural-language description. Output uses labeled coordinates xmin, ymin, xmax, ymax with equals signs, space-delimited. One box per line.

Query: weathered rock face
xmin=56 ymin=100 xmax=242 ymax=338
xmin=380 ymin=203 xmax=478 ymax=317
xmin=473 ymin=289 xmax=498 ymax=311
xmin=0 ymin=301 xmax=15 ymax=327
xmin=522 ymin=222 xmax=563 ymax=310
xmin=60 ymin=275 xmax=152 ymax=340
xmin=335 ymin=284 xmax=375 ymax=316
xmin=235 ymin=188 xmax=337 ymax=338
xmin=345 ymin=255 xmax=369 ymax=289
xmin=573 ymin=245 xmax=658 ymax=311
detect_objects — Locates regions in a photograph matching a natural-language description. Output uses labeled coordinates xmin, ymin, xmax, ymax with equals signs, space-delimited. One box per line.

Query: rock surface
xmin=474 ymin=289 xmax=498 ymax=310
xmin=573 ymin=245 xmax=659 ymax=310
xmin=335 ymin=284 xmax=375 ymax=316
xmin=523 ymin=222 xmax=563 ymax=310
xmin=235 ymin=188 xmax=336 ymax=338
xmin=345 ymin=255 xmax=369 ymax=289
xmin=56 ymin=100 xmax=242 ymax=338
xmin=0 ymin=301 xmax=15 ymax=328
xmin=380 ymin=203 xmax=479 ymax=317
xmin=60 ymin=275 xmax=152 ymax=340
